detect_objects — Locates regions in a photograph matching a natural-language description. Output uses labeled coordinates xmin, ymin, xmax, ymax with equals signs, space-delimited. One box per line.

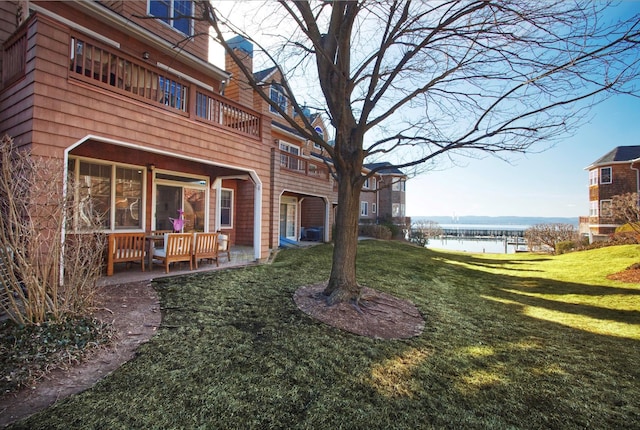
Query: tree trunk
xmin=324 ymin=174 xmax=362 ymax=305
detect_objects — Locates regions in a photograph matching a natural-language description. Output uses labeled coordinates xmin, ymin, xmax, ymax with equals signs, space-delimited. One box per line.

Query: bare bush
xmin=410 ymin=220 xmax=443 ymax=247
xmin=0 ymin=135 xmax=105 ymax=325
xmin=611 ymin=192 xmax=640 ymax=236
xmin=525 ymin=223 xmax=578 ymax=254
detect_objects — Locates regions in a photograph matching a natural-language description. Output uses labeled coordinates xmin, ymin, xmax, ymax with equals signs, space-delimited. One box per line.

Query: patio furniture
xmin=217 ymin=232 xmax=231 ymax=263
xmin=152 ymin=233 xmax=193 ymax=273
xmin=107 ymin=232 xmax=146 ymax=276
xmin=192 ymin=232 xmax=219 ymax=268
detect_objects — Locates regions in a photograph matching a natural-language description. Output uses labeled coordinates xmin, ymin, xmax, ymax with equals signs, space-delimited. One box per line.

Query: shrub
xmin=0 ymin=135 xmax=105 ymax=325
xmin=555 ymin=240 xmax=577 ymax=255
xmin=358 ymin=224 xmax=392 ymax=240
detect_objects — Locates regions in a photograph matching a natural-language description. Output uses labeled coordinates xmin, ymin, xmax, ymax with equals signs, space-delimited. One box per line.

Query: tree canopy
xmin=204 ymin=0 xmax=640 ymax=304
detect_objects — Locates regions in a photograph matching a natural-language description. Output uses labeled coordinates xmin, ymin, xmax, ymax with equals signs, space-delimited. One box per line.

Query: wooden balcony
xmin=68 ymin=34 xmax=261 ymax=140
xmin=275 ymin=149 xmax=331 ymax=181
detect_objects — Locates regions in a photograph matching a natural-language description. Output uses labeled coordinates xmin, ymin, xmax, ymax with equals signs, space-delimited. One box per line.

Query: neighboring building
xmin=581 ymin=146 xmax=640 ymax=240
xmin=364 ymin=162 xmax=408 ymax=225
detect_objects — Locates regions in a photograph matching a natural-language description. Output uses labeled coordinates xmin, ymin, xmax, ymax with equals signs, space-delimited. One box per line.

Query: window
xmin=392 ymin=179 xmax=405 ymax=191
xmin=69 ymin=159 xmax=144 ymax=231
xmin=372 ymin=203 xmax=377 ymax=214
xmin=600 ymin=199 xmax=613 ymax=218
xmin=220 ymin=189 xmax=233 ymax=228
xmin=360 ymin=201 xmax=368 ymax=216
xmin=279 ymin=141 xmax=301 ymax=171
xmin=149 ymin=0 xmax=193 ymax=35
xmin=270 ymin=85 xmax=287 ymax=114
xmin=589 ymin=201 xmax=598 ymax=217
xmin=392 ymin=203 xmax=405 ymax=217
xmin=313 ymin=126 xmax=324 ymax=149
xmin=600 ymin=167 xmax=612 ymax=184
xmin=363 ymin=178 xmax=370 ymax=189
xmin=589 ymin=169 xmax=598 ymax=186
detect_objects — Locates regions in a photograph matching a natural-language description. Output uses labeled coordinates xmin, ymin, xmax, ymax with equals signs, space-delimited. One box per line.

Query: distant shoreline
xmin=410 ymin=215 xmax=579 ymax=226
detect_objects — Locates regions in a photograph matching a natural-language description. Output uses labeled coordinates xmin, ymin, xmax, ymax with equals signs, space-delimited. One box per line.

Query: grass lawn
xmin=9 ymin=241 xmax=640 ymax=429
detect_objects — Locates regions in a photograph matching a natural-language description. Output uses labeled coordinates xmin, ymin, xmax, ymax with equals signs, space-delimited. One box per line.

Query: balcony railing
xmin=195 ymin=91 xmax=260 ymax=137
xmin=275 ymin=149 xmax=330 ymax=180
xmin=2 ymin=24 xmax=27 ymax=88
xmin=68 ymin=34 xmax=260 ymax=139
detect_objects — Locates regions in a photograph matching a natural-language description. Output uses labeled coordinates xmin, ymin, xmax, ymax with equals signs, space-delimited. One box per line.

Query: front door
xmin=280 ymin=197 xmax=297 ymax=241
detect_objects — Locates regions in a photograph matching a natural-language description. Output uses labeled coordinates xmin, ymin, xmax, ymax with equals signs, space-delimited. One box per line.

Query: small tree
xmin=0 ymin=135 xmax=105 ymax=325
xmin=410 ymin=220 xmax=443 ymax=247
xmin=525 ymin=223 xmax=578 ymax=254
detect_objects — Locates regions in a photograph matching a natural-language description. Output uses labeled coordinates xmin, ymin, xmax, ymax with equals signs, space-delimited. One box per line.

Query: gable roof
xmin=587 ymin=145 xmax=640 ymax=169
xmin=364 ymin=162 xmax=405 ymax=176
xmin=254 ymin=67 xmax=277 ymax=83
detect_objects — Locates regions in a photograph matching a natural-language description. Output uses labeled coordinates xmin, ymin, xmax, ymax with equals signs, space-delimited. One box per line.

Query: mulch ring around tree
xmin=294 ymin=283 xmax=425 ymax=340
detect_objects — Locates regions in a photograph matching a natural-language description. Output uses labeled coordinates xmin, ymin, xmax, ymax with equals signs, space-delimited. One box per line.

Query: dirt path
xmin=0 ymin=281 xmax=161 ymax=428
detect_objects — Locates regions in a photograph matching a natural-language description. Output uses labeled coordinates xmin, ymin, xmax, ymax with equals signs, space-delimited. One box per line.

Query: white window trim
xmin=589 ymin=169 xmax=598 ymax=186
xmin=600 ymin=167 xmax=612 ymax=184
xmin=372 ymin=202 xmax=377 ymax=214
xmin=219 ymin=188 xmax=234 ymax=229
xmin=153 ymin=168 xmax=210 ymax=232
xmin=360 ymin=201 xmax=368 ymax=216
xmin=600 ymin=199 xmax=613 ymax=217
xmin=69 ymin=156 xmax=147 ymax=232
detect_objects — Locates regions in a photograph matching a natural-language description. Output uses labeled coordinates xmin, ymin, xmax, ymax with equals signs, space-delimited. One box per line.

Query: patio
xmin=98 ymin=245 xmax=257 ymax=287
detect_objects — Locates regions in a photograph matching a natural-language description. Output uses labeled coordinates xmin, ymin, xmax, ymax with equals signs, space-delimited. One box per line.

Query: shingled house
xmin=582 ymin=145 xmax=640 ymax=240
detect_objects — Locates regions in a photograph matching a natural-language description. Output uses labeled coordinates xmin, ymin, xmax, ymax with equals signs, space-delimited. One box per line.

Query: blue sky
xmin=406 ymin=93 xmax=640 ymax=218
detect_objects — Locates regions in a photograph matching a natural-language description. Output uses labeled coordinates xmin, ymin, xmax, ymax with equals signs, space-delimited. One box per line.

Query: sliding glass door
xmin=154 ymin=172 xmax=207 ymax=232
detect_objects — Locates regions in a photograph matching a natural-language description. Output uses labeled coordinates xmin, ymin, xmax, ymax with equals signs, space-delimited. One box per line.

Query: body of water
xmin=426 ymin=237 xmax=528 ymax=254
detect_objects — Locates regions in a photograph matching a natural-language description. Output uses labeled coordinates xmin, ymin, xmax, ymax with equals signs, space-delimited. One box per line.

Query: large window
xmin=69 ymin=159 xmax=144 ymax=231
xmin=220 ymin=189 xmax=233 ymax=228
xmin=600 ymin=167 xmax=612 ymax=184
xmin=149 ymin=0 xmax=193 ymax=35
xmin=270 ymin=85 xmax=287 ymax=114
xmin=589 ymin=169 xmax=598 ymax=186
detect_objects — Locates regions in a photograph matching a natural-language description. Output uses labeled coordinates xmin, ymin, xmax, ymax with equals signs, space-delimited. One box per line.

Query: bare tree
xmin=525 ymin=223 xmax=578 ymax=253
xmin=611 ymin=192 xmax=640 ymax=235
xmin=410 ymin=220 xmax=443 ymax=247
xmin=201 ymin=1 xmax=640 ymax=305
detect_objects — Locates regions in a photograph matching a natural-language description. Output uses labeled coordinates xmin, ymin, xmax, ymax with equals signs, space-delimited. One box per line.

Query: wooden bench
xmin=106 ymin=232 xmax=145 ymax=276
xmin=193 ymin=232 xmax=219 ymax=269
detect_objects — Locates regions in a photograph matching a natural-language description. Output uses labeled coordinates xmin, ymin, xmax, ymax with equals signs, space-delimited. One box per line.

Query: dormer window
xmin=270 ymin=85 xmax=287 ymax=114
xmin=149 ymin=0 xmax=193 ymax=36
